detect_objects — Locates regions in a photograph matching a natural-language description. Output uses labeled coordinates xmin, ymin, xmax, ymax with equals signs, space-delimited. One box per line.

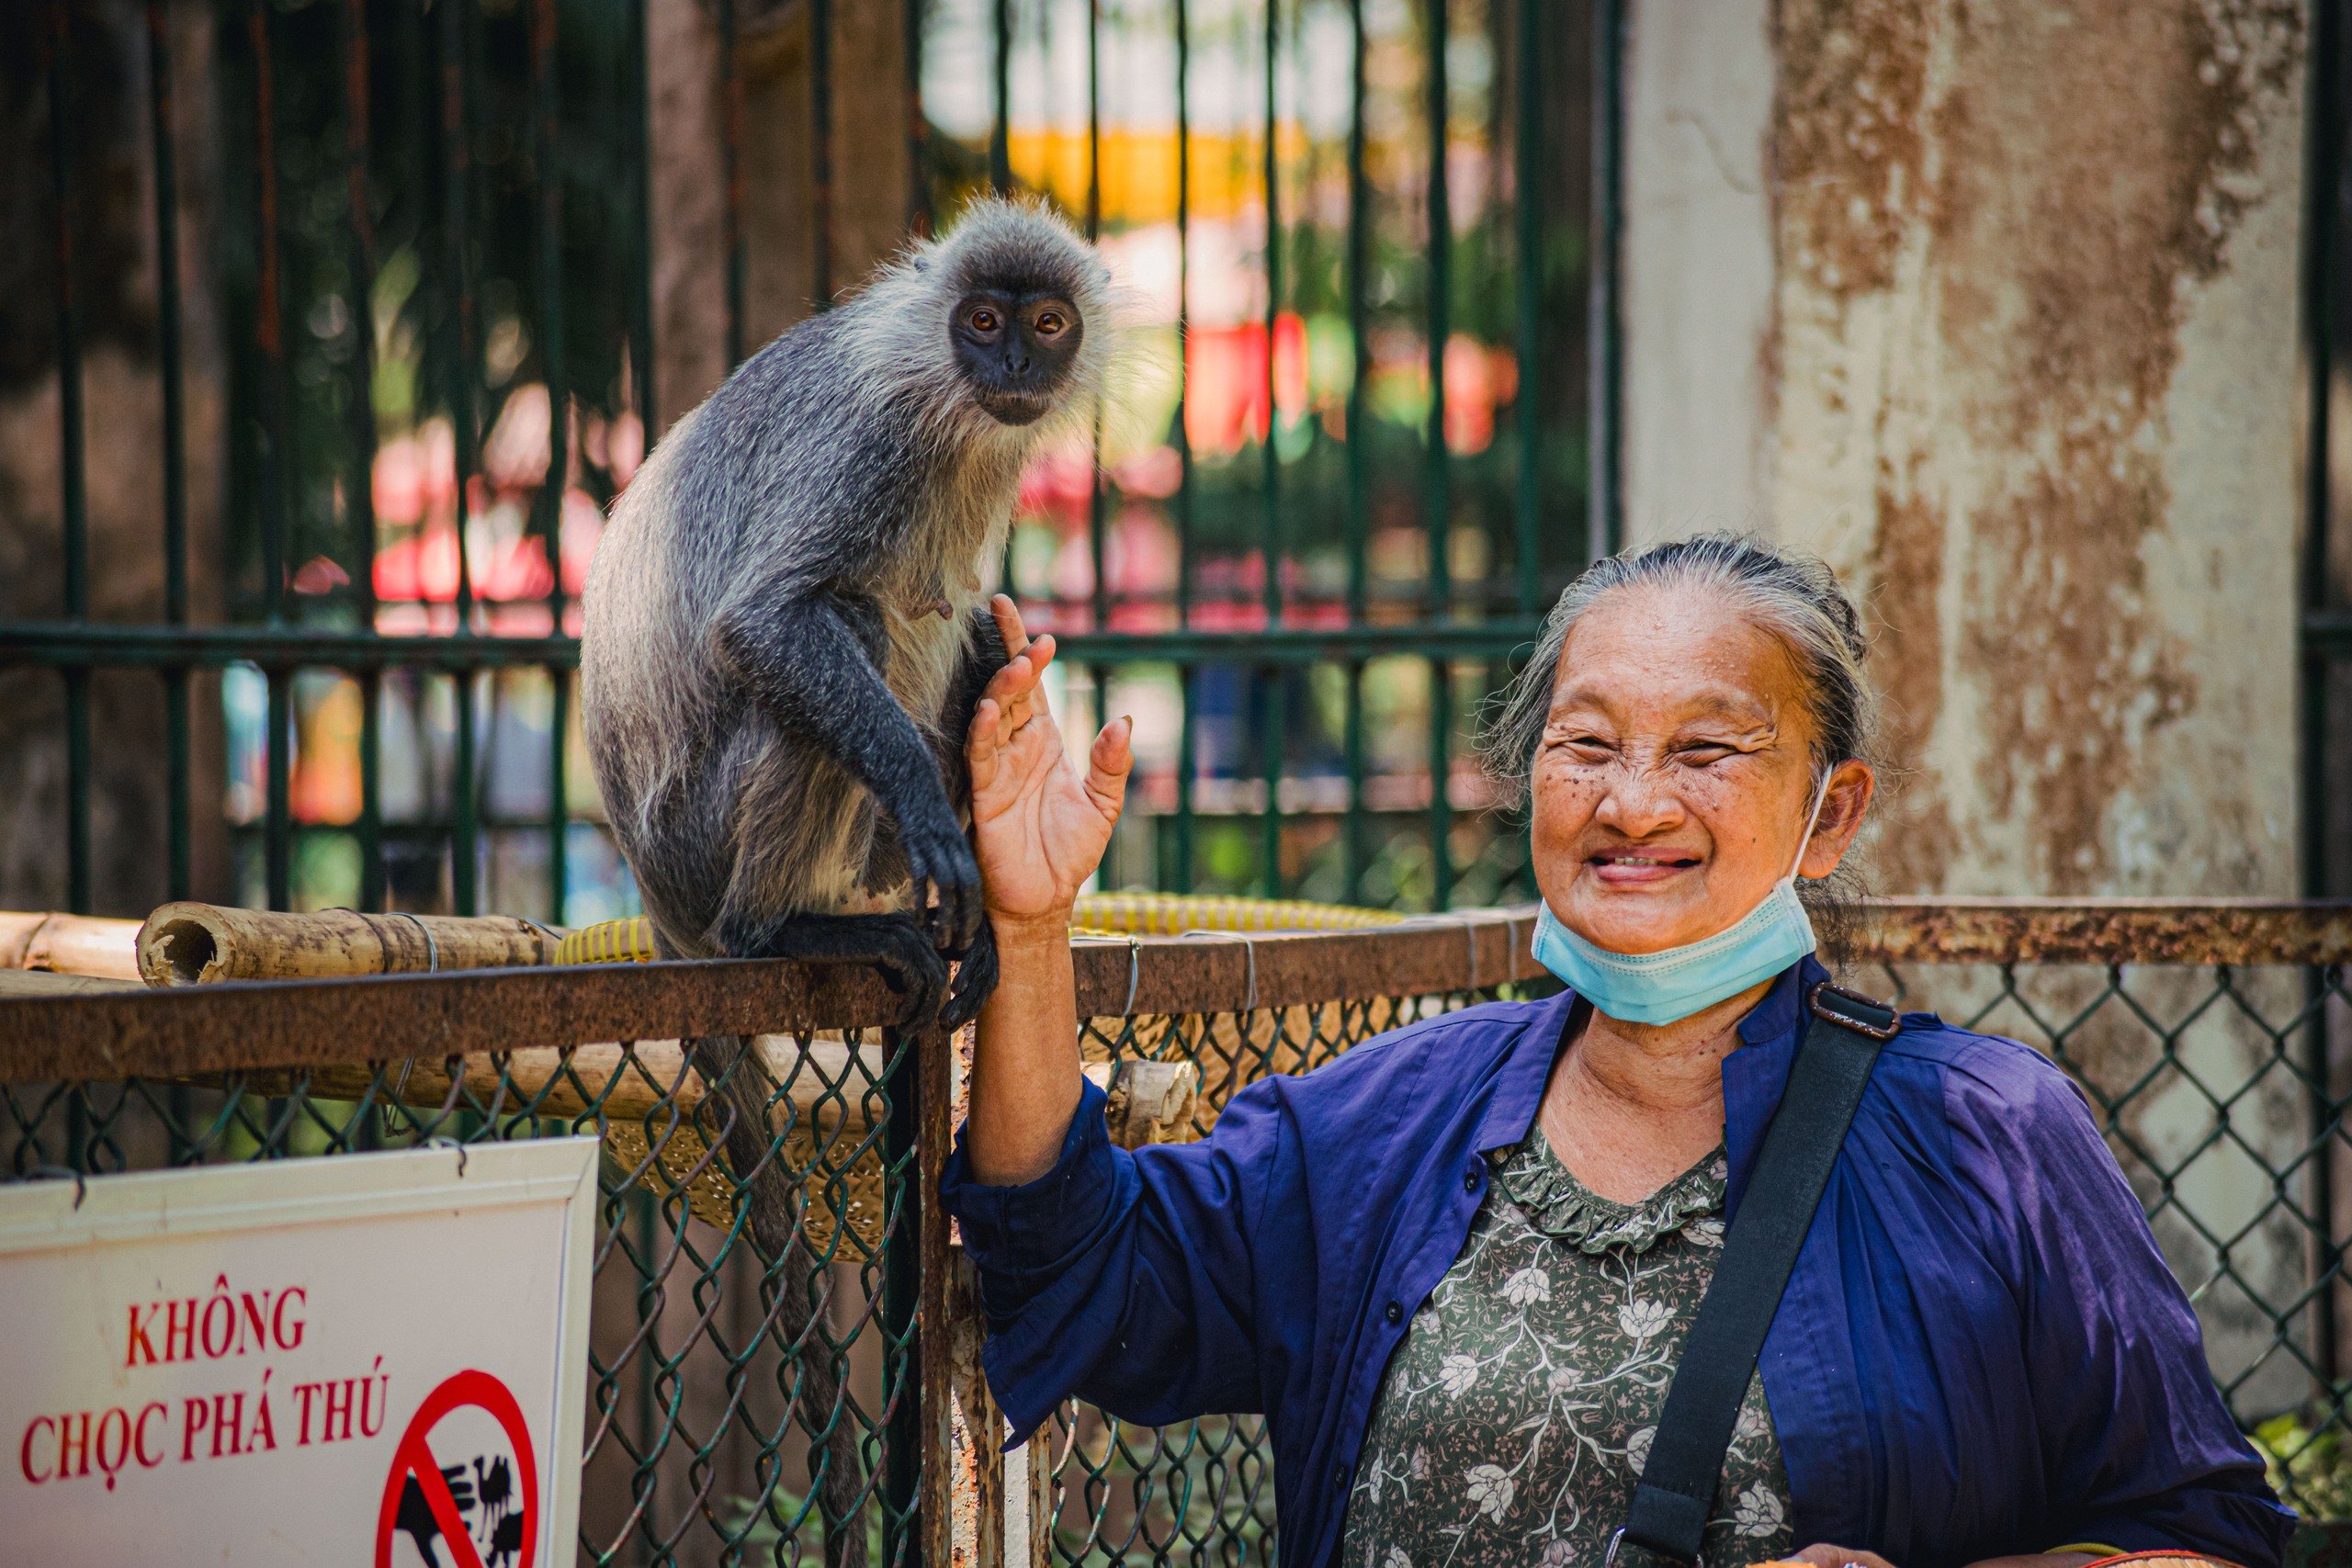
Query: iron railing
xmin=6 ymin=900 xmax=2351 ymax=1562
xmin=3 ymin=0 xmax=1611 ymax=929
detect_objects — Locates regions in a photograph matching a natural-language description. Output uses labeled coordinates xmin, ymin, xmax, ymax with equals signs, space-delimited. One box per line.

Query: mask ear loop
xmin=1787 ymin=770 xmax=1838 ymax=883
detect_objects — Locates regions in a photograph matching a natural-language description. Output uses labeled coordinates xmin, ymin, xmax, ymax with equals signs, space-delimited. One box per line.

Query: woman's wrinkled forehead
xmin=1547 ymin=583 xmax=1812 ymax=728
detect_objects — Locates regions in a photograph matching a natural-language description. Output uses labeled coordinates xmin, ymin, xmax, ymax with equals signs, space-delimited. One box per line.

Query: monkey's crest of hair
xmin=835 ymin=195 xmax=1139 ymax=453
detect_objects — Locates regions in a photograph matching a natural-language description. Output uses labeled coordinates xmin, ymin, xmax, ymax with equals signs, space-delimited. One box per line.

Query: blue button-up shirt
xmin=941 ymin=959 xmax=2295 ymax=1567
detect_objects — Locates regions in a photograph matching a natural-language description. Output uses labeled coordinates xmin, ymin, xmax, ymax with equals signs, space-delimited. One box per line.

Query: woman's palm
xmin=965 ymin=599 xmax=1132 ymax=927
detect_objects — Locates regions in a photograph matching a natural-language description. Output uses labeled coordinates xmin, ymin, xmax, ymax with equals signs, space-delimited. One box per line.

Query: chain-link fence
xmin=5 ymin=901 xmax=2350 ymax=1562
xmin=1 ymin=953 xmax=947 ymax=1568
xmin=1008 ymin=904 xmax=2352 ymax=1563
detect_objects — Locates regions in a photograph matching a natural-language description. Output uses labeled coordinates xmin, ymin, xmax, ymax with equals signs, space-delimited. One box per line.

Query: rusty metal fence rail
xmin=5 ymin=900 xmax=2352 ymax=1562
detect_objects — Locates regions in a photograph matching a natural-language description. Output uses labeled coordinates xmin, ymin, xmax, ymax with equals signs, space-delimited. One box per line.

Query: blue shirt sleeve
xmin=1943 ymin=1040 xmax=2298 ymax=1564
xmin=940 ymin=1074 xmax=1292 ymax=1443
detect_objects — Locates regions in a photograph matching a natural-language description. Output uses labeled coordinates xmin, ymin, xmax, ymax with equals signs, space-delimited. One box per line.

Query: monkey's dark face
xmin=952 ymin=290 xmax=1084 ymax=425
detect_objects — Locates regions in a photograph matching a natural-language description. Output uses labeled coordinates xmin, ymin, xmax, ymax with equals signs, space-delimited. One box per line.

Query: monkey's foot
xmin=716 ymin=912 xmax=950 ymax=1028
xmin=941 ymin=914 xmax=998 ymax=1031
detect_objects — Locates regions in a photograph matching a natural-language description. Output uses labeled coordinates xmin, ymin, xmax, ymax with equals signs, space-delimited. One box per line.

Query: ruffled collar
xmin=1491 ymin=1134 xmax=1729 ymax=1256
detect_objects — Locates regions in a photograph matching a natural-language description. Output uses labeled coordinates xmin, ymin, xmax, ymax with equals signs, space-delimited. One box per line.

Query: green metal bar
xmin=1344 ymin=659 xmax=1366 ymax=902
xmin=1260 ymin=667 xmax=1283 ymax=897
xmin=991 ymin=0 xmax=1012 ymax=194
xmin=1173 ymin=0 xmax=1196 ymax=890
xmin=531 ymin=0 xmax=569 ymax=925
xmin=1512 ymin=0 xmax=1540 ymax=616
xmin=247 ymin=0 xmax=293 ymax=912
xmin=344 ymin=0 xmax=382 ymax=912
xmin=906 ymin=0 xmax=930 ymax=233
xmin=1426 ymin=0 xmax=1453 ymax=908
xmin=1430 ymin=656 xmax=1452 ymax=908
xmin=811 ymin=0 xmax=834 ymax=307
xmin=438 ymin=0 xmax=478 ymax=619
xmin=1175 ymin=0 xmax=1193 ymax=633
xmin=266 ymin=671 xmax=291 ymax=908
xmin=1589 ymin=0 xmax=1624 ymax=565
xmin=253 ymin=0 xmax=289 ymax=624
xmin=166 ymin=671 xmax=191 ymax=901
xmin=49 ymin=5 xmax=91 ymax=914
xmin=49 ymin=6 xmax=86 ymax=629
xmin=1087 ymin=0 xmax=1107 ymax=640
xmin=147 ymin=1 xmax=191 ymax=903
xmin=2314 ymin=609 xmax=2352 ymax=654
xmin=630 ymin=0 xmax=657 ymax=429
xmin=548 ymin=668 xmax=568 ymax=924
xmin=147 ymin=1 xmax=187 ymax=630
xmin=1175 ymin=663 xmax=1196 ymax=888
xmin=1343 ymin=0 xmax=1369 ymax=903
xmin=453 ymin=668 xmax=478 ymax=914
xmin=718 ymin=0 xmax=745 ymax=367
xmin=1345 ymin=0 xmax=1368 ymax=629
xmin=360 ymin=672 xmax=385 ymax=909
xmin=0 ymin=619 xmax=1543 ymax=668
xmin=1261 ymin=0 xmax=1283 ymax=633
xmin=1259 ymin=0 xmax=1283 ymax=897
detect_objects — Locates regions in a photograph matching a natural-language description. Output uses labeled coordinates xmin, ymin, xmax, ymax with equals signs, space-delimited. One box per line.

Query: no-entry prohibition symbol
xmin=375 ymin=1370 xmax=541 ymax=1568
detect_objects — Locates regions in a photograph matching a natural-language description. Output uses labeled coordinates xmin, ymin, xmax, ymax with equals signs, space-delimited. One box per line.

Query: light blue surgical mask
xmin=1531 ymin=774 xmax=1834 ymax=1026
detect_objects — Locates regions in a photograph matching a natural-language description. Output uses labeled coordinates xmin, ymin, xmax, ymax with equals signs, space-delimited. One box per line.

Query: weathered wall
xmin=1621 ymin=0 xmax=1779 ymax=540
xmin=1625 ymin=0 xmax=2309 ymax=901
xmin=1621 ymin=0 xmax=2320 ymax=1409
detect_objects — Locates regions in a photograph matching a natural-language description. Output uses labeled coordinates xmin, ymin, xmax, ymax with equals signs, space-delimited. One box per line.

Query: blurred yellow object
xmin=553 ymin=894 xmax=1402 ymax=965
xmin=553 ymin=916 xmax=659 ymax=965
xmin=1070 ymin=893 xmax=1403 ymax=937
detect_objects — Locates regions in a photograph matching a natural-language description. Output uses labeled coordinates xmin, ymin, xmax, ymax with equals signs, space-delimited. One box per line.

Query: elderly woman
xmin=940 ymin=536 xmax=2292 ymax=1568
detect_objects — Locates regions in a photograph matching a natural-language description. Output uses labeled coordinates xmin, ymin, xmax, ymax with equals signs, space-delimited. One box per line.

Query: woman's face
xmin=1529 ymin=585 xmax=1875 ymax=956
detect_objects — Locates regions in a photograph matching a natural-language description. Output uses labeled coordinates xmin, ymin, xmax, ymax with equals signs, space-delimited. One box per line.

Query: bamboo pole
xmin=135 ymin=902 xmax=556 ymax=985
xmin=0 ymin=912 xmax=145 ymax=980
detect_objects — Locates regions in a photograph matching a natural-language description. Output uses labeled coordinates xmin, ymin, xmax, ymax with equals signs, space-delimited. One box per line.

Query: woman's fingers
xmin=1085 ymin=716 xmax=1134 ymax=819
xmin=990 ymin=593 xmax=1030 ymax=661
xmin=966 ymin=697 xmax=1004 ymax=794
xmin=1792 ymin=1547 xmax=1899 ymax=1568
xmin=978 ymin=635 xmax=1055 ymax=738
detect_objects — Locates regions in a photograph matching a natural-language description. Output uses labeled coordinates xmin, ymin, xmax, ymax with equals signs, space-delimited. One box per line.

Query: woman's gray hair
xmin=1480 ymin=532 xmax=1879 ymax=807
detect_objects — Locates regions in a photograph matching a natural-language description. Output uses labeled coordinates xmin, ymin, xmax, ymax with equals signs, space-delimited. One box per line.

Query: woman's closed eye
xmin=1549 ymin=731 xmax=1617 ymax=763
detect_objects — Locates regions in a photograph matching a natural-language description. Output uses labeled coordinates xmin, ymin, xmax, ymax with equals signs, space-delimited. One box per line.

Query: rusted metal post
xmin=919 ymin=1015 xmax=957 ymax=1567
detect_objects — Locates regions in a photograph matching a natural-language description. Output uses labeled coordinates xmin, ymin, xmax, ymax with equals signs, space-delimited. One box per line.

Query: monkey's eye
xmin=1035 ymin=310 xmax=1067 ymax=337
xmin=967 ymin=307 xmax=1001 ymax=333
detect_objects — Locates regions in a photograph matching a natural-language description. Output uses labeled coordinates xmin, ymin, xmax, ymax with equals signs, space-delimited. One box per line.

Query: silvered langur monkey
xmin=580 ymin=198 xmax=1118 ymax=1562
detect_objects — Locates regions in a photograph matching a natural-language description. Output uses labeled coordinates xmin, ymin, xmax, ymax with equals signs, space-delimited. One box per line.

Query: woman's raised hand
xmin=966 ymin=594 xmax=1134 ymax=941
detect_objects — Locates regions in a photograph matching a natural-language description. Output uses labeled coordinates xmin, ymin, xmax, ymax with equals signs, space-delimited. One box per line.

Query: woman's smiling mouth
xmin=1589 ymin=850 xmax=1703 ymax=885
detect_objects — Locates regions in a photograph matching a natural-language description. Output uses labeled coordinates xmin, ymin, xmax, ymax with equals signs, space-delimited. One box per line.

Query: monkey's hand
xmin=966 ymin=595 xmax=1134 ymax=941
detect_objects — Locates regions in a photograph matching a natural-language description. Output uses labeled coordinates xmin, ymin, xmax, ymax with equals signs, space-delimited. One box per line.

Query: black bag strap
xmin=1611 ymin=981 xmax=1898 ymax=1566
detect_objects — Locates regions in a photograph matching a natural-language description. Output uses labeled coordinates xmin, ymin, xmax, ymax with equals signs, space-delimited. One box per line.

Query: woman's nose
xmin=1593 ymin=773 xmax=1686 ymax=838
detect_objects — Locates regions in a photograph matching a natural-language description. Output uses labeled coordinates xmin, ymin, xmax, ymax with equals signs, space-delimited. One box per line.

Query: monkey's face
xmin=952 ymin=289 xmax=1084 ymax=426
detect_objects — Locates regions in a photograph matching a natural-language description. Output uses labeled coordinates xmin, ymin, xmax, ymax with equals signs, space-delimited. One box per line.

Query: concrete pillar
xmin=1619 ymin=0 xmax=2319 ymax=1418
xmin=1620 ymin=0 xmax=1779 ymax=542
xmin=1623 ymin=0 xmax=2310 ymax=901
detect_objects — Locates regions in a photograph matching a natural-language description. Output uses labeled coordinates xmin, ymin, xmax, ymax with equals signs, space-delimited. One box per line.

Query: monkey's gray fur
xmin=583 ymin=196 xmax=1117 ymax=998
xmin=580 ymin=198 xmax=1119 ymax=1563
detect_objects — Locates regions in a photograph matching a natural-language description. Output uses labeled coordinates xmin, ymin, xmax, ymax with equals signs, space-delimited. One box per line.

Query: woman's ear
xmin=1801 ymin=759 xmax=1877 ymax=879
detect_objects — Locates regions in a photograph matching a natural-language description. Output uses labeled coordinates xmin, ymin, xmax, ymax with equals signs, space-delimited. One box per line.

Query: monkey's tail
xmin=691 ymin=1033 xmax=872 ymax=1568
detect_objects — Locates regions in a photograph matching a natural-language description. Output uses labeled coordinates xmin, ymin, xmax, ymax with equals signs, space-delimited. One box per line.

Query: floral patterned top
xmin=1340 ymin=1134 xmax=1794 ymax=1567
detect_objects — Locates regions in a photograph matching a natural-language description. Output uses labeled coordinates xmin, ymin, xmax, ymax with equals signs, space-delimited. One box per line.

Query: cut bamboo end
xmin=135 ymin=903 xmax=558 ymax=986
xmin=0 ymin=912 xmax=146 ymax=981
